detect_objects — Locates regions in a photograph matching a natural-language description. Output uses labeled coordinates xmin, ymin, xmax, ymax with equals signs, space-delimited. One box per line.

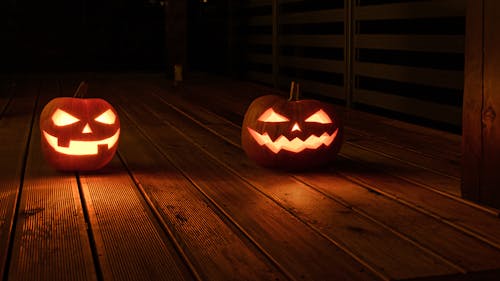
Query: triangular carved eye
xmin=52 ymin=109 xmax=80 ymax=126
xmin=258 ymin=108 xmax=289 ymax=122
xmin=95 ymin=109 xmax=116 ymax=124
xmin=305 ymin=110 xmax=332 ymax=124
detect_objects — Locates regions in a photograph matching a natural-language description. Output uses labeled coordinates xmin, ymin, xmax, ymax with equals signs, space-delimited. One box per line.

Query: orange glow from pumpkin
xmin=305 ymin=110 xmax=332 ymax=124
xmin=258 ymin=108 xmax=289 ymax=122
xmin=248 ymin=128 xmax=338 ymax=153
xmin=42 ymin=129 xmax=120 ymax=156
xmin=52 ymin=109 xmax=80 ymax=126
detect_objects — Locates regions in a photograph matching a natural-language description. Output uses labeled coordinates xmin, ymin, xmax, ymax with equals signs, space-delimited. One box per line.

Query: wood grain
xmin=109 ymin=81 xmax=288 ymax=281
xmin=136 ymin=86 xmax=470 ymax=280
xmin=0 ymin=79 xmax=40 ymax=279
xmin=118 ymin=89 xmax=381 ymax=281
xmin=481 ymin=0 xmax=500 ymax=208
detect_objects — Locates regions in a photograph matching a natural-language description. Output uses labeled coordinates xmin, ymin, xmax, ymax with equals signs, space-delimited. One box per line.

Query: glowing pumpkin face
xmin=40 ymin=97 xmax=120 ymax=171
xmin=242 ymin=95 xmax=343 ymax=170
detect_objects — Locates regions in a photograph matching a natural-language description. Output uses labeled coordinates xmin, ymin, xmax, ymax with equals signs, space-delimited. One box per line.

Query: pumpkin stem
xmin=74 ymin=81 xmax=88 ymax=98
xmin=288 ymin=81 xmax=300 ymax=101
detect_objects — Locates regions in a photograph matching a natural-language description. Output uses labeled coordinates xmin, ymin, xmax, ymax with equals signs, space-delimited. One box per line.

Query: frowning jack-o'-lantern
xmin=40 ymin=82 xmax=120 ymax=171
xmin=241 ymin=82 xmax=343 ymax=170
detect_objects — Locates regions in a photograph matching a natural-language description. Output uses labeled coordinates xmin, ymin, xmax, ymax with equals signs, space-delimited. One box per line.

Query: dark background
xmin=0 ymin=0 xmax=229 ymax=73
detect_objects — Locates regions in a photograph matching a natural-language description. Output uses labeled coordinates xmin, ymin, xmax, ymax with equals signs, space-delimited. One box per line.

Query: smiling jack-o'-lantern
xmin=241 ymin=82 xmax=343 ymax=170
xmin=40 ymin=84 xmax=120 ymax=171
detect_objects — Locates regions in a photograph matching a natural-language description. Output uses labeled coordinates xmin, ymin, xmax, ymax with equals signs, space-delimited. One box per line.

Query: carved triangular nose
xmin=291 ymin=122 xmax=301 ymax=132
xmin=82 ymin=123 xmax=92 ymax=133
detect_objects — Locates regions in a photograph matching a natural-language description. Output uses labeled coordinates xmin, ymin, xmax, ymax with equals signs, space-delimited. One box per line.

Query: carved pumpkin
xmin=241 ymin=82 xmax=343 ymax=170
xmin=40 ymin=84 xmax=120 ymax=171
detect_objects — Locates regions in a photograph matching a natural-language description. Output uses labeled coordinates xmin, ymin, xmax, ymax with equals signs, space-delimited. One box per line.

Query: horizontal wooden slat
xmin=248 ymin=15 xmax=272 ymax=26
xmin=355 ymin=0 xmax=465 ymax=20
xmin=355 ymin=35 xmax=464 ymax=53
xmin=280 ymin=56 xmax=343 ymax=73
xmin=280 ymin=9 xmax=344 ymax=24
xmin=280 ymin=34 xmax=344 ymax=48
xmin=354 ymin=62 xmax=464 ymax=89
xmin=279 ymin=76 xmax=345 ymax=100
xmin=353 ymin=89 xmax=462 ymax=125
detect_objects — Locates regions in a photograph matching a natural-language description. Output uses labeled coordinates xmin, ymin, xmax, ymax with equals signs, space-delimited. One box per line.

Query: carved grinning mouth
xmin=43 ymin=129 xmax=120 ymax=156
xmin=248 ymin=127 xmax=338 ymax=154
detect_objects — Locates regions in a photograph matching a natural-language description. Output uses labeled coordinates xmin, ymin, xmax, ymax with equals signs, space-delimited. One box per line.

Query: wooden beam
xmin=462 ymin=0 xmax=500 ymax=208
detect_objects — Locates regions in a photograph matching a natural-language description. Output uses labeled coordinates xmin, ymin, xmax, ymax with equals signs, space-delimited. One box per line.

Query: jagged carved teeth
xmin=248 ymin=128 xmax=338 ymax=153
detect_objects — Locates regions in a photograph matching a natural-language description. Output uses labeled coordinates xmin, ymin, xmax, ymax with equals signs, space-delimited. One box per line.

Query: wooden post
xmin=165 ymin=0 xmax=187 ymax=78
xmin=462 ymin=0 xmax=500 ymax=208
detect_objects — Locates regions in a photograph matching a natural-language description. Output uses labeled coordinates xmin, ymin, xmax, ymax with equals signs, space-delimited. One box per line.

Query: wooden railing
xmin=241 ymin=0 xmax=465 ymax=129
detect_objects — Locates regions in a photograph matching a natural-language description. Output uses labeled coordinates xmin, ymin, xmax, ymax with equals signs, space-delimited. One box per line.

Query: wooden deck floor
xmin=1 ymin=74 xmax=500 ymax=281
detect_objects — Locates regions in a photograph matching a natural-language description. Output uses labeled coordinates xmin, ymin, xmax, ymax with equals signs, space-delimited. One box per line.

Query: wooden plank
xmin=332 ymin=157 xmax=500 ymax=249
xmin=355 ymin=0 xmax=466 ymax=20
xmin=78 ymin=157 xmax=195 ymax=281
xmin=137 ymin=87 xmax=471 ymax=280
xmin=354 ymin=62 xmax=464 ymax=90
xmin=118 ymin=88 xmax=382 ymax=281
xmin=280 ymin=9 xmax=344 ymax=24
xmin=280 ymin=56 xmax=344 ymax=73
xmin=109 ymin=82 xmax=287 ymax=281
xmin=293 ymin=172 xmax=500 ymax=278
xmin=345 ymin=129 xmax=461 ymax=180
xmin=341 ymin=144 xmax=461 ymax=197
xmin=8 ymin=79 xmax=97 ymax=281
xmin=461 ymin=0 xmax=483 ymax=202
xmin=344 ymin=110 xmax=461 ymax=163
xmin=279 ymin=35 xmax=344 ymax=48
xmin=355 ymin=35 xmax=465 ymax=54
xmin=353 ymin=89 xmax=463 ymax=126
xmin=478 ymin=0 xmax=500 ymax=208
xmin=0 ymin=79 xmax=39 ymax=279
